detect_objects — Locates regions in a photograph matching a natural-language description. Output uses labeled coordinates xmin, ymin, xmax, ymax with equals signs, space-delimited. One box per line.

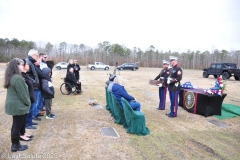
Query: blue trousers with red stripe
xmin=158 ymin=87 xmax=167 ymax=110
xmin=169 ymin=91 xmax=180 ymax=117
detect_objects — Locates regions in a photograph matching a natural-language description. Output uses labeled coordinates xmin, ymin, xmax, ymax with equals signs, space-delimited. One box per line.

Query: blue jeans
xmin=25 ymin=104 xmax=34 ymax=127
xmin=37 ymin=96 xmax=44 ymax=111
xmin=32 ymin=90 xmax=42 ymax=118
xmin=129 ymin=101 xmax=141 ymax=111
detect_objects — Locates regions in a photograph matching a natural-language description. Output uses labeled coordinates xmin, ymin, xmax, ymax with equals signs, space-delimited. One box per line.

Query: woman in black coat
xmin=21 ymin=59 xmax=35 ymax=140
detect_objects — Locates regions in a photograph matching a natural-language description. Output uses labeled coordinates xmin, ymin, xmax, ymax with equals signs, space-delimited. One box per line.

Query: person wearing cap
xmin=154 ymin=60 xmax=170 ymax=110
xmin=73 ymin=59 xmax=81 ymax=81
xmin=166 ymin=56 xmax=182 ymax=118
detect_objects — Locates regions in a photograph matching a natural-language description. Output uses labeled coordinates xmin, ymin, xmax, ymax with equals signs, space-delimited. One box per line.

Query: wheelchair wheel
xmin=60 ymin=82 xmax=72 ymax=95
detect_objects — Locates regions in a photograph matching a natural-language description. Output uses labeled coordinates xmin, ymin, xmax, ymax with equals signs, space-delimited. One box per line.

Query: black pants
xmin=11 ymin=115 xmax=25 ymax=139
xmin=76 ymin=82 xmax=82 ymax=91
xmin=20 ymin=114 xmax=27 ymax=136
xmin=45 ymin=98 xmax=52 ymax=116
xmin=74 ymin=72 xmax=79 ymax=81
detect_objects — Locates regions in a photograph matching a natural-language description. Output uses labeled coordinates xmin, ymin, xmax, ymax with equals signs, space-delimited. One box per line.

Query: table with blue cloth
xmin=179 ymin=88 xmax=227 ymax=117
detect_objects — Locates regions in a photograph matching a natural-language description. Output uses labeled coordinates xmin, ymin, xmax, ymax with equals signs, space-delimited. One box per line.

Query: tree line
xmin=1 ymin=38 xmax=240 ymax=69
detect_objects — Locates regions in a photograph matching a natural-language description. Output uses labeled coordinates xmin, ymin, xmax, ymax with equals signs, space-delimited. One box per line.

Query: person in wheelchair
xmin=65 ymin=67 xmax=82 ymax=94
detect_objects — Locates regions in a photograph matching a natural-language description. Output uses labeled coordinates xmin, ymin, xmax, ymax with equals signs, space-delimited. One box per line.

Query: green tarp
xmin=214 ymin=103 xmax=240 ymax=120
xmin=121 ymin=97 xmax=150 ymax=136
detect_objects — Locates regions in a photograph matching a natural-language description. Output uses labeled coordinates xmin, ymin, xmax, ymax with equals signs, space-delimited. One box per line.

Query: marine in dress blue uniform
xmin=167 ymin=56 xmax=182 ymax=118
xmin=154 ymin=60 xmax=170 ymax=110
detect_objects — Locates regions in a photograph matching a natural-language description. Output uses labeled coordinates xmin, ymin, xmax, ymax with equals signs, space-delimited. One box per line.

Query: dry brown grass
xmin=0 ymin=64 xmax=240 ymax=160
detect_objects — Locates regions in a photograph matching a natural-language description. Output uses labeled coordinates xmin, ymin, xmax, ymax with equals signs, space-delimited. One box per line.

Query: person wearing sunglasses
xmin=39 ymin=53 xmax=48 ymax=70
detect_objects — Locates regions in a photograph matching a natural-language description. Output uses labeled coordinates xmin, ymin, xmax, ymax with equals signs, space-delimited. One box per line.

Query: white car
xmin=87 ymin=62 xmax=110 ymax=70
xmin=55 ymin=62 xmax=68 ymax=70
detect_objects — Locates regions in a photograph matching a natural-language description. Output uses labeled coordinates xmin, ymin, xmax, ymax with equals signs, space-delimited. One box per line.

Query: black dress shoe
xmin=168 ymin=114 xmax=176 ymax=118
xmin=31 ymin=122 xmax=38 ymax=125
xmin=37 ymin=114 xmax=44 ymax=117
xmin=20 ymin=137 xmax=32 ymax=141
xmin=77 ymin=90 xmax=82 ymax=94
xmin=25 ymin=126 xmax=37 ymax=129
xmin=157 ymin=108 xmax=164 ymax=110
xmin=26 ymin=135 xmax=34 ymax=138
xmin=33 ymin=117 xmax=41 ymax=121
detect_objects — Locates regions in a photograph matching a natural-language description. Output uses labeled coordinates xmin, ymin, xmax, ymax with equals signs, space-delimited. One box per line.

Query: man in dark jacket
xmin=66 ymin=67 xmax=82 ymax=93
xmin=26 ymin=49 xmax=39 ymax=89
xmin=25 ymin=49 xmax=42 ymax=122
xmin=33 ymin=58 xmax=51 ymax=118
xmin=25 ymin=49 xmax=51 ymax=122
xmin=73 ymin=59 xmax=81 ymax=81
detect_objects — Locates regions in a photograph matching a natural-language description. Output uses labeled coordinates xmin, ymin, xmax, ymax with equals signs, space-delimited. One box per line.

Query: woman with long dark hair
xmin=4 ymin=58 xmax=31 ymax=152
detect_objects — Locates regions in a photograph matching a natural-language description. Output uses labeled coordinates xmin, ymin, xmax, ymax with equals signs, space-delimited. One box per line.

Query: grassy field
xmin=0 ymin=64 xmax=240 ymax=160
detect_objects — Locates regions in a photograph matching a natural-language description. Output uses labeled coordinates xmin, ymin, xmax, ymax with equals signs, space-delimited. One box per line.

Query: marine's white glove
xmin=158 ymin=83 xmax=163 ymax=87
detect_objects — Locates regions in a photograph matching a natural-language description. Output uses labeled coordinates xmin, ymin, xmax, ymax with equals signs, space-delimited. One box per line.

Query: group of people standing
xmin=4 ymin=49 xmax=55 ymax=152
xmin=154 ymin=56 xmax=183 ymax=118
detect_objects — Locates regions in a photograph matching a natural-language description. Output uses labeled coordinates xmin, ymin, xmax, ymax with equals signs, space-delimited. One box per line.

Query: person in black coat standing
xmin=67 ymin=59 xmax=74 ymax=73
xmin=21 ymin=59 xmax=36 ymax=139
xmin=41 ymin=68 xmax=55 ymax=119
xmin=73 ymin=59 xmax=81 ymax=81
xmin=66 ymin=67 xmax=82 ymax=93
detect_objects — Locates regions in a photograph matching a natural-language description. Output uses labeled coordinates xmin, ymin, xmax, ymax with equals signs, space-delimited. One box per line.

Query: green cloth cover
xmin=105 ymin=86 xmax=110 ymax=111
xmin=214 ymin=103 xmax=240 ymax=120
xmin=107 ymin=90 xmax=116 ymax=119
xmin=121 ymin=97 xmax=150 ymax=136
xmin=111 ymin=94 xmax=126 ymax=125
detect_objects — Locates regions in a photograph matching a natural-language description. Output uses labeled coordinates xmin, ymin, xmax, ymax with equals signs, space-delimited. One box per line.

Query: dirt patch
xmin=189 ymin=139 xmax=223 ymax=159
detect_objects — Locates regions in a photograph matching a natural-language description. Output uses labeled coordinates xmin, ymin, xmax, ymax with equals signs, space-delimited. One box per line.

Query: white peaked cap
xmin=169 ymin=56 xmax=178 ymax=61
xmin=162 ymin=60 xmax=169 ymax=65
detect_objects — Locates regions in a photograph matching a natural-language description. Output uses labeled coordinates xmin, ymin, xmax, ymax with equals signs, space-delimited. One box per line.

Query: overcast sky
xmin=0 ymin=0 xmax=240 ymax=52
